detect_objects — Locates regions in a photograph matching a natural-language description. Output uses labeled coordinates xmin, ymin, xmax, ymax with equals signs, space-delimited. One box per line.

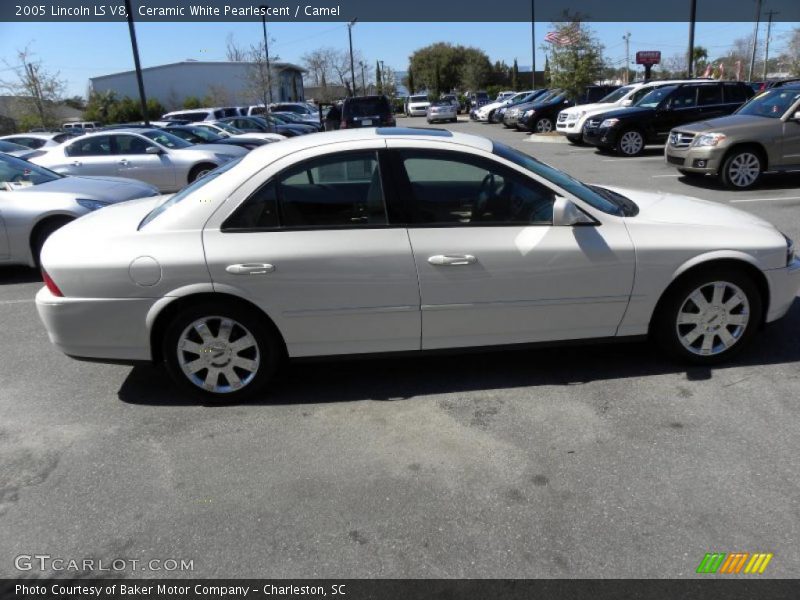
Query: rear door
xmin=202 ymin=142 xmax=422 ymax=357
xmin=695 ymin=83 xmax=728 ymax=120
xmin=63 ymin=135 xmax=117 ymax=176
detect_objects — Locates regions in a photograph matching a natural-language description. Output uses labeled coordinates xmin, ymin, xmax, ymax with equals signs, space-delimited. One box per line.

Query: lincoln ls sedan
xmin=35 ymin=128 xmax=800 ymax=400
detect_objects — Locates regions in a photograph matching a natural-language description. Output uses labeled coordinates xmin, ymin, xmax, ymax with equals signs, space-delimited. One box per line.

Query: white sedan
xmin=36 ymin=128 xmax=800 ymax=400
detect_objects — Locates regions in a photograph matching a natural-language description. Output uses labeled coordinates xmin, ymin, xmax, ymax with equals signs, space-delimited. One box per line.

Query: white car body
xmin=556 ymin=79 xmax=708 ymax=140
xmin=407 ymin=96 xmax=431 ymax=117
xmin=474 ymin=91 xmax=535 ymax=122
xmin=35 ymin=128 xmax=800 ymax=399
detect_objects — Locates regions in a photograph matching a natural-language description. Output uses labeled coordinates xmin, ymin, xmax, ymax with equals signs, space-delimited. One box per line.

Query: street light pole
xmin=531 ymin=0 xmax=536 ymax=87
xmin=123 ymin=0 xmax=149 ymax=125
xmin=260 ymin=5 xmax=273 ymax=110
xmin=347 ymin=18 xmax=358 ymax=97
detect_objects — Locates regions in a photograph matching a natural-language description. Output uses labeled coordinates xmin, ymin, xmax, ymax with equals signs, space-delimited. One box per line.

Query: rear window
xmin=344 ymin=97 xmax=391 ymax=117
xmin=409 ymin=95 xmax=428 ymax=103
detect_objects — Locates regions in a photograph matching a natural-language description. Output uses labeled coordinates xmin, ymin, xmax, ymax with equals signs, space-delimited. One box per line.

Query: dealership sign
xmin=636 ymin=51 xmax=661 ymax=65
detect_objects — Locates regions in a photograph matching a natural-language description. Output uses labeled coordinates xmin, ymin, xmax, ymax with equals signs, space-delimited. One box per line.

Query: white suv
xmin=556 ymin=80 xmax=705 ymax=143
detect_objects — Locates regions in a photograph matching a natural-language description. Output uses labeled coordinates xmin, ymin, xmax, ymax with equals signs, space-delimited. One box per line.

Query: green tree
xmin=183 ymin=96 xmax=202 ymax=109
xmin=543 ymin=55 xmax=551 ymax=86
xmin=375 ymin=60 xmax=383 ymax=93
xmin=541 ymin=17 xmax=603 ymax=99
xmin=408 ymin=42 xmax=491 ymax=93
xmin=84 ymin=90 xmax=117 ymax=123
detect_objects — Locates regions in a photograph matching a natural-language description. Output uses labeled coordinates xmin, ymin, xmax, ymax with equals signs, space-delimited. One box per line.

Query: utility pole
xmin=687 ymin=0 xmax=697 ymax=77
xmin=123 ymin=0 xmax=149 ymax=125
xmin=763 ymin=10 xmax=778 ymax=80
xmin=260 ymin=5 xmax=273 ymax=110
xmin=347 ymin=18 xmax=358 ymax=97
xmin=622 ymin=32 xmax=631 ymax=84
xmin=531 ymin=0 xmax=536 ymax=87
xmin=748 ymin=0 xmax=763 ymax=82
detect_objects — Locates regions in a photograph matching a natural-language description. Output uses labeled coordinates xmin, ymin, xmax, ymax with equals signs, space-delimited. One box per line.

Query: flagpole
xmin=531 ymin=0 xmax=536 ymax=87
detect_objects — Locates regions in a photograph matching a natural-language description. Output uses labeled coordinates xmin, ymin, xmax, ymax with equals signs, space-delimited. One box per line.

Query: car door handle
xmin=118 ymin=159 xmax=129 ymax=165
xmin=428 ymin=254 xmax=477 ymax=266
xmin=71 ymin=161 xmax=81 ymax=166
xmin=225 ymin=263 xmax=275 ymax=275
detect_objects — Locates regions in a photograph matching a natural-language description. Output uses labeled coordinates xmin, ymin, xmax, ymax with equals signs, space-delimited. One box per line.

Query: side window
xmin=224 ymin=151 xmax=387 ymax=230
xmin=65 ymin=135 xmax=112 ymax=157
xmin=278 ymin=151 xmax=386 ymax=227
xmin=11 ymin=137 xmax=43 ymax=149
xmin=697 ymin=85 xmax=723 ymax=106
xmin=724 ymin=84 xmax=748 ymax=104
xmin=399 ymin=151 xmax=555 ymax=226
xmin=113 ymin=134 xmax=155 ymax=155
xmin=669 ymin=87 xmax=698 ymax=109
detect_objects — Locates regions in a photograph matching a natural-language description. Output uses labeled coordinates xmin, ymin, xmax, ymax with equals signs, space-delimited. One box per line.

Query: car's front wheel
xmin=720 ymin=149 xmax=763 ymax=190
xmin=653 ymin=266 xmax=762 ymax=364
xmin=616 ymin=129 xmax=645 ymax=156
xmin=534 ymin=117 xmax=554 ymax=133
xmin=162 ymin=302 xmax=281 ymax=400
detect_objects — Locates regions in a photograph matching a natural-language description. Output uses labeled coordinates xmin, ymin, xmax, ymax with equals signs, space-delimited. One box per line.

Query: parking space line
xmin=730 ymin=196 xmax=800 ymax=203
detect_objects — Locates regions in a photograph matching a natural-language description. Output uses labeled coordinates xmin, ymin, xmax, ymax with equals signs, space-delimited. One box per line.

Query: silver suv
xmin=665 ymin=85 xmax=800 ymax=189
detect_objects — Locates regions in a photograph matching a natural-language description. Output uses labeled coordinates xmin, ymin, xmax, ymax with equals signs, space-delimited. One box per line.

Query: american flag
xmin=544 ymin=27 xmax=580 ymax=46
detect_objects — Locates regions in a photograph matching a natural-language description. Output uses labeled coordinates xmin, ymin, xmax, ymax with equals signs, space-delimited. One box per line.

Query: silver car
xmin=426 ymin=101 xmax=458 ymax=124
xmin=0 ymin=132 xmax=76 ymax=150
xmin=31 ymin=129 xmax=246 ymax=193
xmin=0 ymin=152 xmax=158 ymax=266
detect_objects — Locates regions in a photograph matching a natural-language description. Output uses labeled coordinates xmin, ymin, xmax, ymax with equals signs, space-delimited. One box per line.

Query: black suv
xmin=582 ymin=81 xmax=754 ymax=156
xmin=341 ymin=95 xmax=396 ymax=129
xmin=518 ymin=90 xmax=573 ymax=133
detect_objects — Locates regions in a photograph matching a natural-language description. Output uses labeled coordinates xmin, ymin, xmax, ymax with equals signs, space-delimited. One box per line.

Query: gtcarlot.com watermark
xmin=15 ymin=554 xmax=194 ymax=573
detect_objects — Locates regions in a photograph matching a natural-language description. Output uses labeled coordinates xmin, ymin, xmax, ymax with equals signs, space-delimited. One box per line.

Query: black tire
xmin=162 ymin=302 xmax=282 ymax=401
xmin=534 ymin=117 xmax=554 ymax=134
xmin=652 ymin=266 xmax=762 ymax=365
xmin=32 ymin=217 xmax=72 ymax=267
xmin=615 ymin=128 xmax=645 ymax=157
xmin=719 ymin=148 xmax=763 ymax=190
xmin=188 ymin=163 xmax=216 ymax=184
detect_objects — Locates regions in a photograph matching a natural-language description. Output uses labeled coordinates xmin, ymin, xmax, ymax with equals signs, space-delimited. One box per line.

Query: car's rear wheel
xmin=188 ymin=163 xmax=216 ymax=183
xmin=534 ymin=117 xmax=554 ymax=133
xmin=162 ymin=303 xmax=281 ymax=401
xmin=720 ymin=149 xmax=762 ymax=190
xmin=616 ymin=129 xmax=645 ymax=156
xmin=653 ymin=266 xmax=762 ymax=364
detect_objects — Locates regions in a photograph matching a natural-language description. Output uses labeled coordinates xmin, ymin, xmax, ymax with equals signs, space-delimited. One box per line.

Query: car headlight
xmin=524 ymin=109 xmax=536 ymax=117
xmin=600 ymin=118 xmax=620 ymax=128
xmin=76 ymin=198 xmax=109 ymax=211
xmin=783 ymin=234 xmax=795 ymax=265
xmin=692 ymin=133 xmax=727 ymax=147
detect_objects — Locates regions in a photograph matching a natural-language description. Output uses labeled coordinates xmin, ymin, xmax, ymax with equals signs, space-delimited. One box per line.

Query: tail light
xmin=42 ymin=269 xmax=63 ymax=297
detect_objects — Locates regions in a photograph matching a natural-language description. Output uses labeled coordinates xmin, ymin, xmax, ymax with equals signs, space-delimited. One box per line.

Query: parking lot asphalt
xmin=1 ymin=118 xmax=799 ymax=579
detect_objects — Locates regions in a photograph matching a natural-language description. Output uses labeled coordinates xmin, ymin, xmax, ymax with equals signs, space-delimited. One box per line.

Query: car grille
xmin=667 ymin=155 xmax=685 ymax=166
xmin=669 ymin=131 xmax=695 ymax=148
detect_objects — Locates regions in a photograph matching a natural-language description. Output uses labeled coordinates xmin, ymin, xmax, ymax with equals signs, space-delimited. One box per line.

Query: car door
xmin=202 ymin=143 xmax=422 ymax=357
xmin=111 ymin=134 xmax=175 ymax=191
xmin=655 ymin=86 xmax=701 ymax=141
xmin=62 ymin=135 xmax=116 ymax=176
xmin=385 ymin=143 xmax=636 ymax=350
xmin=695 ymin=83 xmax=728 ymax=121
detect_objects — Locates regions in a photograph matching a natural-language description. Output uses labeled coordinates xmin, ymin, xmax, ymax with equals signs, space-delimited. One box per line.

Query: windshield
xmin=635 ymin=86 xmax=676 ymax=108
xmin=141 ymin=130 xmax=192 ymax=149
xmin=0 ymin=153 xmax=62 ymax=187
xmin=737 ymin=89 xmax=800 ymax=118
xmin=171 ymin=127 xmax=223 ymax=143
xmin=0 ymin=140 xmax=30 ymax=152
xmin=139 ymin=158 xmax=242 ymax=229
xmin=492 ymin=142 xmax=629 ymax=216
xmin=409 ymin=95 xmax=428 ymax=103
xmin=599 ymin=86 xmax=633 ymax=103
xmin=207 ymin=122 xmax=240 ymax=135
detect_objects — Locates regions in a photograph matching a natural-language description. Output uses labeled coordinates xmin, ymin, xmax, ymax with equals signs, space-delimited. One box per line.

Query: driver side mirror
xmin=552 ymin=196 xmax=595 ymax=226
xmin=145 ymin=146 xmax=162 ymax=155
xmin=621 ymin=99 xmax=632 ymax=107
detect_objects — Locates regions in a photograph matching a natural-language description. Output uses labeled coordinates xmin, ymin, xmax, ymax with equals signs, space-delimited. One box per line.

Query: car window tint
xmin=278 ymin=151 xmax=387 ymax=227
xmin=724 ymin=84 xmax=748 ymax=103
xmin=223 ymin=181 xmax=279 ymax=230
xmin=8 ymin=137 xmax=43 ymax=149
xmin=114 ymin=134 xmax=156 ymax=154
xmin=66 ymin=135 xmax=112 ymax=156
xmin=697 ymin=85 xmax=723 ymax=105
xmin=670 ymin=87 xmax=698 ymax=108
xmin=400 ymin=151 xmax=555 ymax=226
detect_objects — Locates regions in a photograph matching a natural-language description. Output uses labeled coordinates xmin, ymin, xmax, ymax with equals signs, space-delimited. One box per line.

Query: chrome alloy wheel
xmin=619 ymin=130 xmax=644 ymax=156
xmin=727 ymin=152 xmax=761 ymax=188
xmin=535 ymin=118 xmax=553 ymax=133
xmin=177 ymin=316 xmax=260 ymax=393
xmin=675 ymin=281 xmax=750 ymax=356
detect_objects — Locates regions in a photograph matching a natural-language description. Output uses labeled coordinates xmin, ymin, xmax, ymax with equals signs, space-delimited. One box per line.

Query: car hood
xmin=592 ymin=106 xmax=653 ymax=121
xmin=562 ymin=101 xmax=618 ymax=116
xmin=17 ymin=175 xmax=158 ymax=202
xmin=673 ymin=114 xmax=779 ymax=134
xmin=604 ymin=186 xmax=775 ymax=229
